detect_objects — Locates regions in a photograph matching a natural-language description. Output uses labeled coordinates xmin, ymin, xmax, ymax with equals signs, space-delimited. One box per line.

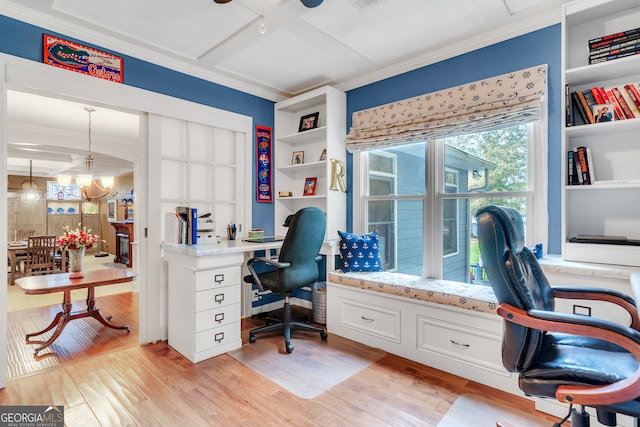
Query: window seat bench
xmin=327 ymin=270 xmax=498 ymax=314
xmin=326 ymin=270 xmax=520 ymax=402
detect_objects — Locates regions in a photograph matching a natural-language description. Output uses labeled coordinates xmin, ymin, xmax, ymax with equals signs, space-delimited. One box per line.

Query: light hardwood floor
xmin=1 ymin=293 xmax=560 ymax=426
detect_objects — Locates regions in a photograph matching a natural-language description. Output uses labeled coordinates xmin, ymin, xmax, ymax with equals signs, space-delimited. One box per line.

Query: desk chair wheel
xmin=249 ymin=333 xmax=257 ymax=344
xmin=286 ymin=342 xmax=294 ymax=353
xmin=321 ymin=331 xmax=328 ymax=340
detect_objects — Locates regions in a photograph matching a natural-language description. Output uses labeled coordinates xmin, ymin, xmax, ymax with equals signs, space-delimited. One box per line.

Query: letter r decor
xmin=330 ymin=159 xmax=347 ymax=192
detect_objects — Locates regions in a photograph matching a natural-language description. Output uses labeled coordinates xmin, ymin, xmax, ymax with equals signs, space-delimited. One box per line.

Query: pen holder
xmin=227 ymin=225 xmax=236 ymax=241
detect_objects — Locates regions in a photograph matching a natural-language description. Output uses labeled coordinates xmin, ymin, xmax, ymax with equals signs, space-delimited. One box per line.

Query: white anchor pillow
xmin=337 ymin=230 xmax=383 ymax=272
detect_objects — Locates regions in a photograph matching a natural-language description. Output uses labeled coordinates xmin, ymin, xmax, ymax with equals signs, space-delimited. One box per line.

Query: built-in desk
xmin=162 ymin=239 xmax=337 ymax=363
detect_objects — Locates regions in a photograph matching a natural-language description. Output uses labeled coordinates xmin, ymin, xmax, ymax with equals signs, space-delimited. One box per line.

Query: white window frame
xmin=353 ymin=120 xmax=548 ymax=279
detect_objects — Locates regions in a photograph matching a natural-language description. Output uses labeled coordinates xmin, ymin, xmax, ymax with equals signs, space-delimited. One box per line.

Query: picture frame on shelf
xmin=298 ymin=112 xmax=319 ymax=132
xmin=319 ymin=148 xmax=327 ymax=161
xmin=292 ymin=151 xmax=304 ymax=165
xmin=107 ymin=199 xmax=117 ymax=222
xmin=303 ymin=177 xmax=317 ymax=196
xmin=592 ymin=104 xmax=615 ymax=123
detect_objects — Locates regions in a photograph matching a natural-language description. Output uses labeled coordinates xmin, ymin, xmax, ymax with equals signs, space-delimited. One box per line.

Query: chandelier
xmin=57 ymin=107 xmax=116 ymax=201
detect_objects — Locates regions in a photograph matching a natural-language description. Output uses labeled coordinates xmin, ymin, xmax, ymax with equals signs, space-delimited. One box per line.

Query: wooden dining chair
xmin=23 ymin=235 xmax=58 ymax=277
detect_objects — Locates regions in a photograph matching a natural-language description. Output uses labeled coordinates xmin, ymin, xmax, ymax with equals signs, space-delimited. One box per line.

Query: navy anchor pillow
xmin=338 ymin=230 xmax=383 ymax=272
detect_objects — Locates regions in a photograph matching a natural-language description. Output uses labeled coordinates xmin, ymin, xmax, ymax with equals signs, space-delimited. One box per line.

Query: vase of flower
xmin=58 ymin=225 xmax=99 ymax=279
xmin=68 ymin=247 xmax=86 ymax=278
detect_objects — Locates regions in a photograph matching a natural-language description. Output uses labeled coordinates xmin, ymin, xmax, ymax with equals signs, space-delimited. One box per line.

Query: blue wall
xmin=0 ymin=14 xmax=276 ymax=234
xmin=346 ymin=24 xmax=562 ymax=254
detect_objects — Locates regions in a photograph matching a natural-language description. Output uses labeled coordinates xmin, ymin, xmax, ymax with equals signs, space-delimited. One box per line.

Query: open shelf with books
xmin=562 ymin=0 xmax=640 ymax=267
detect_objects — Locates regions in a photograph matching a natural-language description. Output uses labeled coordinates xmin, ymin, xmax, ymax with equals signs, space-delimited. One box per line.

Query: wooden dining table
xmin=15 ymin=269 xmax=135 ymax=356
xmin=7 ymin=241 xmax=67 ymax=285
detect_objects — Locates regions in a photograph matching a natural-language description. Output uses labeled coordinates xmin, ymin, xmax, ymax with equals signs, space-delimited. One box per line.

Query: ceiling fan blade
xmin=300 ymin=0 xmax=323 ymax=7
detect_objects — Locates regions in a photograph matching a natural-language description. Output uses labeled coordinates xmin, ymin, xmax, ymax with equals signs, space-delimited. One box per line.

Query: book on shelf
xmin=589 ymin=34 xmax=640 ymax=55
xmin=567 ymin=147 xmax=593 ymax=185
xmin=589 ymin=27 xmax=640 ymax=49
xmin=566 ymin=83 xmax=640 ymax=125
xmin=588 ymin=27 xmax=640 ymax=64
xmin=589 ymin=38 xmax=640 ymax=64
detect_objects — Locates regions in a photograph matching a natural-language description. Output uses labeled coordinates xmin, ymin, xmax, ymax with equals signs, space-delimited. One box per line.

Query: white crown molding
xmin=0 ymin=2 xmax=290 ymax=102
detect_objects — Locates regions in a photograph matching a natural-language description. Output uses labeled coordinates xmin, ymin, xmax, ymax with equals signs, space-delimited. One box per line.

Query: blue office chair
xmin=245 ymin=207 xmax=328 ymax=353
xmin=476 ymin=205 xmax=640 ymax=427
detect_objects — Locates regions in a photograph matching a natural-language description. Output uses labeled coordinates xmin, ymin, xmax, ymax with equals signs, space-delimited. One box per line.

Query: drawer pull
xmin=214 ymin=332 xmax=224 ymax=343
xmin=214 ymin=293 xmax=225 ymax=303
xmin=214 ymin=274 xmax=224 ymax=284
xmin=450 ymin=339 xmax=470 ymax=349
xmin=361 ymin=316 xmax=374 ymax=322
xmin=214 ymin=313 xmax=224 ymax=323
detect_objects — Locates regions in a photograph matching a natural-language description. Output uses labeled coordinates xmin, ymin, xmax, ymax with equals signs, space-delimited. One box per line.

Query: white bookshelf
xmin=562 ymin=0 xmax=640 ymax=266
xmin=274 ymin=86 xmax=346 ymax=240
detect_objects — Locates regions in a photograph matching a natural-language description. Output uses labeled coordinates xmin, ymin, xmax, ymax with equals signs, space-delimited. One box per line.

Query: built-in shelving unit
xmin=561 ymin=0 xmax=640 ymax=266
xmin=274 ymin=86 xmax=346 ymax=240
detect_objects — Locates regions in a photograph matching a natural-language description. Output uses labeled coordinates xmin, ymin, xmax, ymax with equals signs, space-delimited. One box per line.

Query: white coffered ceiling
xmin=2 ymin=0 xmax=565 ymax=178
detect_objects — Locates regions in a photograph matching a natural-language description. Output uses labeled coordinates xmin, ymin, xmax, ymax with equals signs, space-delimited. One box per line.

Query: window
xmin=47 ymin=181 xmax=82 ymax=200
xmin=354 ymin=123 xmax=546 ymax=283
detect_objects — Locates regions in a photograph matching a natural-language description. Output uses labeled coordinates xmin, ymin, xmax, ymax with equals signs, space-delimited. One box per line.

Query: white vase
xmin=69 ymin=247 xmax=85 ymax=278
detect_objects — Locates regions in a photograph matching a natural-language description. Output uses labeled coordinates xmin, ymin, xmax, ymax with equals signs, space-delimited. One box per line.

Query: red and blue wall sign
xmin=43 ymin=34 xmax=124 ymax=83
xmin=256 ymin=125 xmax=273 ymax=203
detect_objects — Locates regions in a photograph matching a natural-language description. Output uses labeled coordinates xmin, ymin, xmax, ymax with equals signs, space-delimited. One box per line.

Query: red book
xmin=599 ymin=87 xmax=612 ymax=104
xmin=591 ymin=87 xmax=605 ymax=104
xmin=624 ymin=84 xmax=640 ymax=110
xmin=606 ymin=89 xmax=626 ymax=120
xmin=611 ymin=87 xmax=635 ymax=119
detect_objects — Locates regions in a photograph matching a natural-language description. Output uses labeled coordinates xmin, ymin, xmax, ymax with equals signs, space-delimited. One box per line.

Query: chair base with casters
xmin=244 ymin=207 xmax=328 ymax=354
xmin=248 ymin=294 xmax=327 ymax=353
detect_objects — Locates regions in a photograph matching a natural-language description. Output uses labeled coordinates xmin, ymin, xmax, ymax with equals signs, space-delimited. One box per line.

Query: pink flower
xmin=58 ymin=225 xmax=99 ymax=250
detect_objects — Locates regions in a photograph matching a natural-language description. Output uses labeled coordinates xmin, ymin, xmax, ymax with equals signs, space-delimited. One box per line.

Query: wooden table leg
xmin=9 ymin=250 xmax=16 ymax=286
xmin=26 ymin=286 xmax=130 ymax=356
xmin=26 ymin=290 xmax=73 ymax=356
xmin=83 ymin=287 xmax=130 ymax=332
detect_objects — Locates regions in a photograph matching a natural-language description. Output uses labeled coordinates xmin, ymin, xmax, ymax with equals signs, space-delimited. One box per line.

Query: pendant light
xmin=22 ymin=160 xmax=40 ymax=202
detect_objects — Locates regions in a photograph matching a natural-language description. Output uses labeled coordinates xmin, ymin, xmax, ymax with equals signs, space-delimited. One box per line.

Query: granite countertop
xmin=539 ymin=254 xmax=640 ymax=281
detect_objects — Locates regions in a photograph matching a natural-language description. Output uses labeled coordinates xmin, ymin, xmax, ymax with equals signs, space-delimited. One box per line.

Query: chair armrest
xmin=246 ymin=257 xmax=291 ymax=292
xmin=552 ymin=286 xmax=639 ymax=329
xmin=497 ymin=303 xmax=640 ymax=406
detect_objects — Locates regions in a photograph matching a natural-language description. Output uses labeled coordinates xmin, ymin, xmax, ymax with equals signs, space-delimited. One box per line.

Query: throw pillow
xmin=337 ymin=230 xmax=383 ymax=272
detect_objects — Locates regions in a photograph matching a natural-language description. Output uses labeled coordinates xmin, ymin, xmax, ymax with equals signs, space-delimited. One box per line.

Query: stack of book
xmin=565 ymin=83 xmax=640 ymax=126
xmin=567 ymin=146 xmax=594 ymax=186
xmin=589 ymin=27 xmax=640 ymax=64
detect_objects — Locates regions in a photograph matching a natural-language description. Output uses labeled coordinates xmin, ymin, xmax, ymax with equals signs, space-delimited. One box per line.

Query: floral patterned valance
xmin=346 ymin=64 xmax=547 ymax=152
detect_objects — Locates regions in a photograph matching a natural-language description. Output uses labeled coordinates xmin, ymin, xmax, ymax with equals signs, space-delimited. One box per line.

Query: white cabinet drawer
xmin=194 ymin=321 xmax=240 ymax=353
xmin=194 ymin=266 xmax=241 ymax=292
xmin=417 ymin=314 xmax=504 ymax=375
xmin=338 ymin=297 xmax=401 ymax=343
xmin=195 ymin=285 xmax=241 ymax=312
xmin=195 ymin=303 xmax=241 ymax=333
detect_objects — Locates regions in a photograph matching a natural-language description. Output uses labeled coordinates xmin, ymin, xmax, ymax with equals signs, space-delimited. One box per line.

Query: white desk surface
xmin=162 ymin=239 xmax=283 ymax=257
xmin=162 ymin=238 xmax=339 ymax=258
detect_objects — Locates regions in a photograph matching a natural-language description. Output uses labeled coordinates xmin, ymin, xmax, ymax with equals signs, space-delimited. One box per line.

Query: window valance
xmin=346 ymin=64 xmax=547 ymax=152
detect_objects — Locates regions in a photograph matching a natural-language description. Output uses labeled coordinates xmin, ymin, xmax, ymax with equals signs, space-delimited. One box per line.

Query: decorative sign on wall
xmin=256 ymin=125 xmax=273 ymax=203
xmin=43 ymin=34 xmax=124 ymax=83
